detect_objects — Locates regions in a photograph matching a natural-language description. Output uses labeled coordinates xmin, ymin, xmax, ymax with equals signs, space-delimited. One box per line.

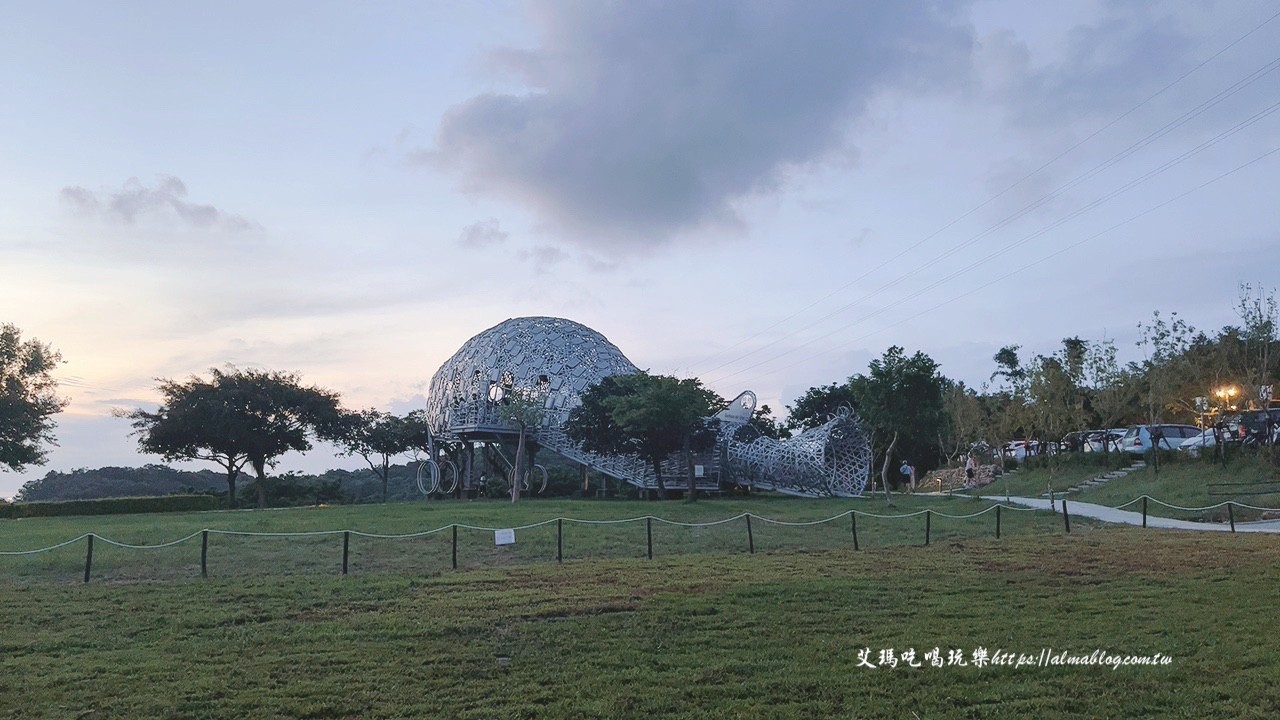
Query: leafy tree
xmin=942 ymin=381 xmax=989 ymax=461
xmin=749 ymin=404 xmax=790 ymax=440
xmin=566 ymin=373 xmax=722 ymax=500
xmin=1235 ymin=282 xmax=1278 ymax=402
xmin=849 ymin=346 xmax=948 ymax=503
xmin=991 ymin=345 xmax=1026 ymax=392
xmin=0 ymin=324 xmax=68 ymax=472
xmin=784 ymin=382 xmax=858 ymax=434
xmin=1137 ymin=311 xmax=1195 ymax=424
xmin=1082 ymin=337 xmax=1139 ymax=451
xmin=122 ymin=367 xmax=343 ymax=508
xmin=501 ymin=390 xmax=547 ymax=503
xmin=334 ymin=409 xmax=416 ymax=503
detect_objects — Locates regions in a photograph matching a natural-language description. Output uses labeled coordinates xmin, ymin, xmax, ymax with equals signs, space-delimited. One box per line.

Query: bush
xmin=0 ymin=495 xmax=221 ymax=519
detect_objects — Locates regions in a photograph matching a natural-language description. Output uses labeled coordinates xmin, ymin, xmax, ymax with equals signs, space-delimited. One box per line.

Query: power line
xmin=691 ymin=7 xmax=1280 ymax=377
xmin=699 ymin=53 xmax=1280 ymax=381
xmin=723 ymin=143 xmax=1280 ymax=392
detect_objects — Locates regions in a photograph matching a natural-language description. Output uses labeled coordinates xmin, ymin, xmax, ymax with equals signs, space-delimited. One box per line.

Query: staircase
xmin=1040 ymin=460 xmax=1146 ymax=498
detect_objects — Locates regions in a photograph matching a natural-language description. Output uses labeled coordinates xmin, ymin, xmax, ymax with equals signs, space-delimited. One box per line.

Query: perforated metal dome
xmin=424 ymin=316 xmax=640 ymax=434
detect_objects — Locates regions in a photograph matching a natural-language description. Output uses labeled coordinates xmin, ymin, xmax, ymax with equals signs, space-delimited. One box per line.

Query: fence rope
xmin=7 ymin=496 xmax=1274 ymax=557
xmin=0 ymin=533 xmax=93 ymax=556
xmin=94 ymin=531 xmax=204 ymax=550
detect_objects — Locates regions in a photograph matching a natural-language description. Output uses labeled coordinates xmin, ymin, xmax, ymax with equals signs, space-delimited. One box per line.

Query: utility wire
xmin=710 ymin=102 xmax=1280 ymax=386
xmin=724 ymin=143 xmax=1280 ymax=391
xmin=691 ymin=7 xmax=1280 ymax=377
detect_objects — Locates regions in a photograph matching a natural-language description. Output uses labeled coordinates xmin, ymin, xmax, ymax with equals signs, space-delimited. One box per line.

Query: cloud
xmin=60 ymin=175 xmax=256 ymax=231
xmin=458 ymin=218 xmax=509 ymax=248
xmin=519 ymin=244 xmax=569 ymax=271
xmin=979 ymin=1 xmax=1196 ymax=129
xmin=424 ymin=0 xmax=975 ymax=249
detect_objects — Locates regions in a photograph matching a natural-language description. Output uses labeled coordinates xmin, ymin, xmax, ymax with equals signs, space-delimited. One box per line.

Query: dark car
xmin=1224 ymin=410 xmax=1280 ymax=442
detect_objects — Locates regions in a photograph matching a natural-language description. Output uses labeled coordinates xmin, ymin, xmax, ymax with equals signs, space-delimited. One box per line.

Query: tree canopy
xmin=333 ymin=409 xmax=429 ymax=502
xmin=122 ymin=367 xmax=343 ymax=508
xmin=0 ymin=324 xmax=68 ymax=473
xmin=565 ymin=372 xmax=722 ymax=499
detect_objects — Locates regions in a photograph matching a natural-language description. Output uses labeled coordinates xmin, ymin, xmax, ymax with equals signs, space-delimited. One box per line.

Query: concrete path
xmin=997 ymin=496 xmax=1280 ymax=534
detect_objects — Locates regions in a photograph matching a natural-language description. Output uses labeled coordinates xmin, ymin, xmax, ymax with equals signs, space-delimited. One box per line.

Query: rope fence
xmin=1 ymin=497 xmax=1272 ymax=584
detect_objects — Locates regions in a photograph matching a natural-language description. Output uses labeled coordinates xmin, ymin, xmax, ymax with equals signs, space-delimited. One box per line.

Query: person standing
xmin=964 ymin=454 xmax=977 ymax=486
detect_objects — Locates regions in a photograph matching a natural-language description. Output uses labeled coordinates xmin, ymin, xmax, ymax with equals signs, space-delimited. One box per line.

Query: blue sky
xmin=3 ymin=0 xmax=1279 ymax=497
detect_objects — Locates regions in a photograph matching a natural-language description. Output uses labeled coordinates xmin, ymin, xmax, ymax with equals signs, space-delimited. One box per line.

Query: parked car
xmin=1081 ymin=428 xmax=1127 ymax=453
xmin=1177 ymin=429 xmax=1223 ymax=457
xmin=1117 ymin=424 xmax=1201 ymax=456
xmin=1224 ymin=409 xmax=1280 ymax=443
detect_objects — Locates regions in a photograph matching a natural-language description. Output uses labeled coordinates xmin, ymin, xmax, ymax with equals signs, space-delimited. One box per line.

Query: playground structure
xmin=421 ymin=317 xmax=871 ymax=496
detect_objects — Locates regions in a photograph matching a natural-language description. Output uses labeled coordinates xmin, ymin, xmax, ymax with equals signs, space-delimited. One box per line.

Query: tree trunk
xmin=252 ymin=458 xmax=268 ymax=509
xmin=225 ymin=466 xmax=238 ymax=509
xmin=683 ymin=433 xmax=697 ymax=502
xmin=511 ymin=425 xmax=526 ymax=503
xmin=381 ymin=457 xmax=389 ymax=503
xmin=652 ymin=458 xmax=667 ymax=500
xmin=879 ymin=431 xmax=898 ymax=506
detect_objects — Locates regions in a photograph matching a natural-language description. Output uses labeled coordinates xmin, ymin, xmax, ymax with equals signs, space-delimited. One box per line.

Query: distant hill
xmin=13 ymin=452 xmax=602 ymax=505
xmin=15 ymin=465 xmax=232 ymax=502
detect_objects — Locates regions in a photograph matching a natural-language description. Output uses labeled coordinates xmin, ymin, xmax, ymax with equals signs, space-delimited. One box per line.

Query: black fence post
xmin=924 ymin=510 xmax=931 ymax=546
xmin=850 ymin=512 xmax=860 ymax=551
xmin=342 ymin=531 xmax=350 ymax=576
xmin=1062 ymin=498 xmax=1071 ymax=534
xmin=1142 ymin=497 xmax=1148 ymax=528
xmin=646 ymin=517 xmax=653 ymax=560
xmin=451 ymin=524 xmax=458 ymax=570
xmin=201 ymin=530 xmax=208 ymax=579
xmin=1228 ymin=502 xmax=1236 ymax=533
xmin=557 ymin=519 xmax=563 ymax=563
xmin=83 ymin=534 xmax=94 ymax=584
xmin=996 ymin=505 xmax=1001 ymax=539
xmin=746 ymin=515 xmax=755 ymax=554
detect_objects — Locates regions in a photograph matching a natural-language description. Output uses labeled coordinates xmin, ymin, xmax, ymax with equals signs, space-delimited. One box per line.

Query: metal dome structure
xmin=422 ymin=316 xmax=870 ymax=497
xmin=424 ymin=316 xmax=640 ymax=436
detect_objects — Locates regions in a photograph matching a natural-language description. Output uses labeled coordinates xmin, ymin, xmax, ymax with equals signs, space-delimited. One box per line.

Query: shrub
xmin=0 ymin=494 xmax=220 ymax=519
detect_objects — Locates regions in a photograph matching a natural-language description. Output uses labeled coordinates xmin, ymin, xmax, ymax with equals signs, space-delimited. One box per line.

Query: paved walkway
xmin=998 ymin=496 xmax=1280 ymax=533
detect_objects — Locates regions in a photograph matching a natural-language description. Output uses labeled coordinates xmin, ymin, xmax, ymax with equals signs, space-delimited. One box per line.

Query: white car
xmin=1116 ymin=424 xmax=1201 ymax=456
xmin=1177 ymin=429 xmax=1221 ymax=457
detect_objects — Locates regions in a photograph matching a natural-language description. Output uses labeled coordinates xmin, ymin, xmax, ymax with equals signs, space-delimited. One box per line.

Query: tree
xmin=566 ymin=373 xmax=722 ymax=500
xmin=784 ymin=382 xmax=858 ymax=434
xmin=1137 ymin=311 xmax=1195 ymax=425
xmin=750 ymin=404 xmax=790 ymax=440
xmin=942 ymin=381 xmax=989 ymax=461
xmin=502 ymin=390 xmax=547 ymax=503
xmin=122 ymin=367 xmax=343 ymax=508
xmin=1235 ymin=283 xmax=1278 ymax=403
xmin=849 ymin=347 xmax=948 ymax=503
xmin=0 ymin=324 xmax=68 ymax=472
xmin=334 ymin=409 xmax=415 ymax=503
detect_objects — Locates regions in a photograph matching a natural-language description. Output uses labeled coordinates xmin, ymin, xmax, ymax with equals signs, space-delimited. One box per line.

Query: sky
xmin=3 ymin=0 xmax=1279 ymax=498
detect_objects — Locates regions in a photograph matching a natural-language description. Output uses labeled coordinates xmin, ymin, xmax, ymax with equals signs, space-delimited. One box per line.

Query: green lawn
xmin=975 ymin=453 xmax=1280 ymax=522
xmin=2 ymin=527 xmax=1278 ymax=718
xmin=1 ymin=495 xmax=1083 ymax=584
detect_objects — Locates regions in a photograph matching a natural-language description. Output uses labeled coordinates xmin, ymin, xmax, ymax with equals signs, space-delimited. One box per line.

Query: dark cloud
xmin=424 ymin=0 xmax=975 ymax=248
xmin=457 ymin=218 xmax=509 ymax=247
xmin=60 ymin=175 xmax=256 ymax=231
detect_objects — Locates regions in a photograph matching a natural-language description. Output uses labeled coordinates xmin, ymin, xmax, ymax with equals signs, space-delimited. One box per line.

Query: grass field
xmin=2 ymin=519 xmax=1278 ymax=718
xmin=1 ymin=495 xmax=1084 ymax=584
xmin=975 ymin=453 xmax=1280 ymax=521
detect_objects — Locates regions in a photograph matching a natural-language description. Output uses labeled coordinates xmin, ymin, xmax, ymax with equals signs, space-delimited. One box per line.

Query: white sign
xmin=494 ymin=529 xmax=516 ymax=546
xmin=694 ymin=464 xmax=705 ymax=478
